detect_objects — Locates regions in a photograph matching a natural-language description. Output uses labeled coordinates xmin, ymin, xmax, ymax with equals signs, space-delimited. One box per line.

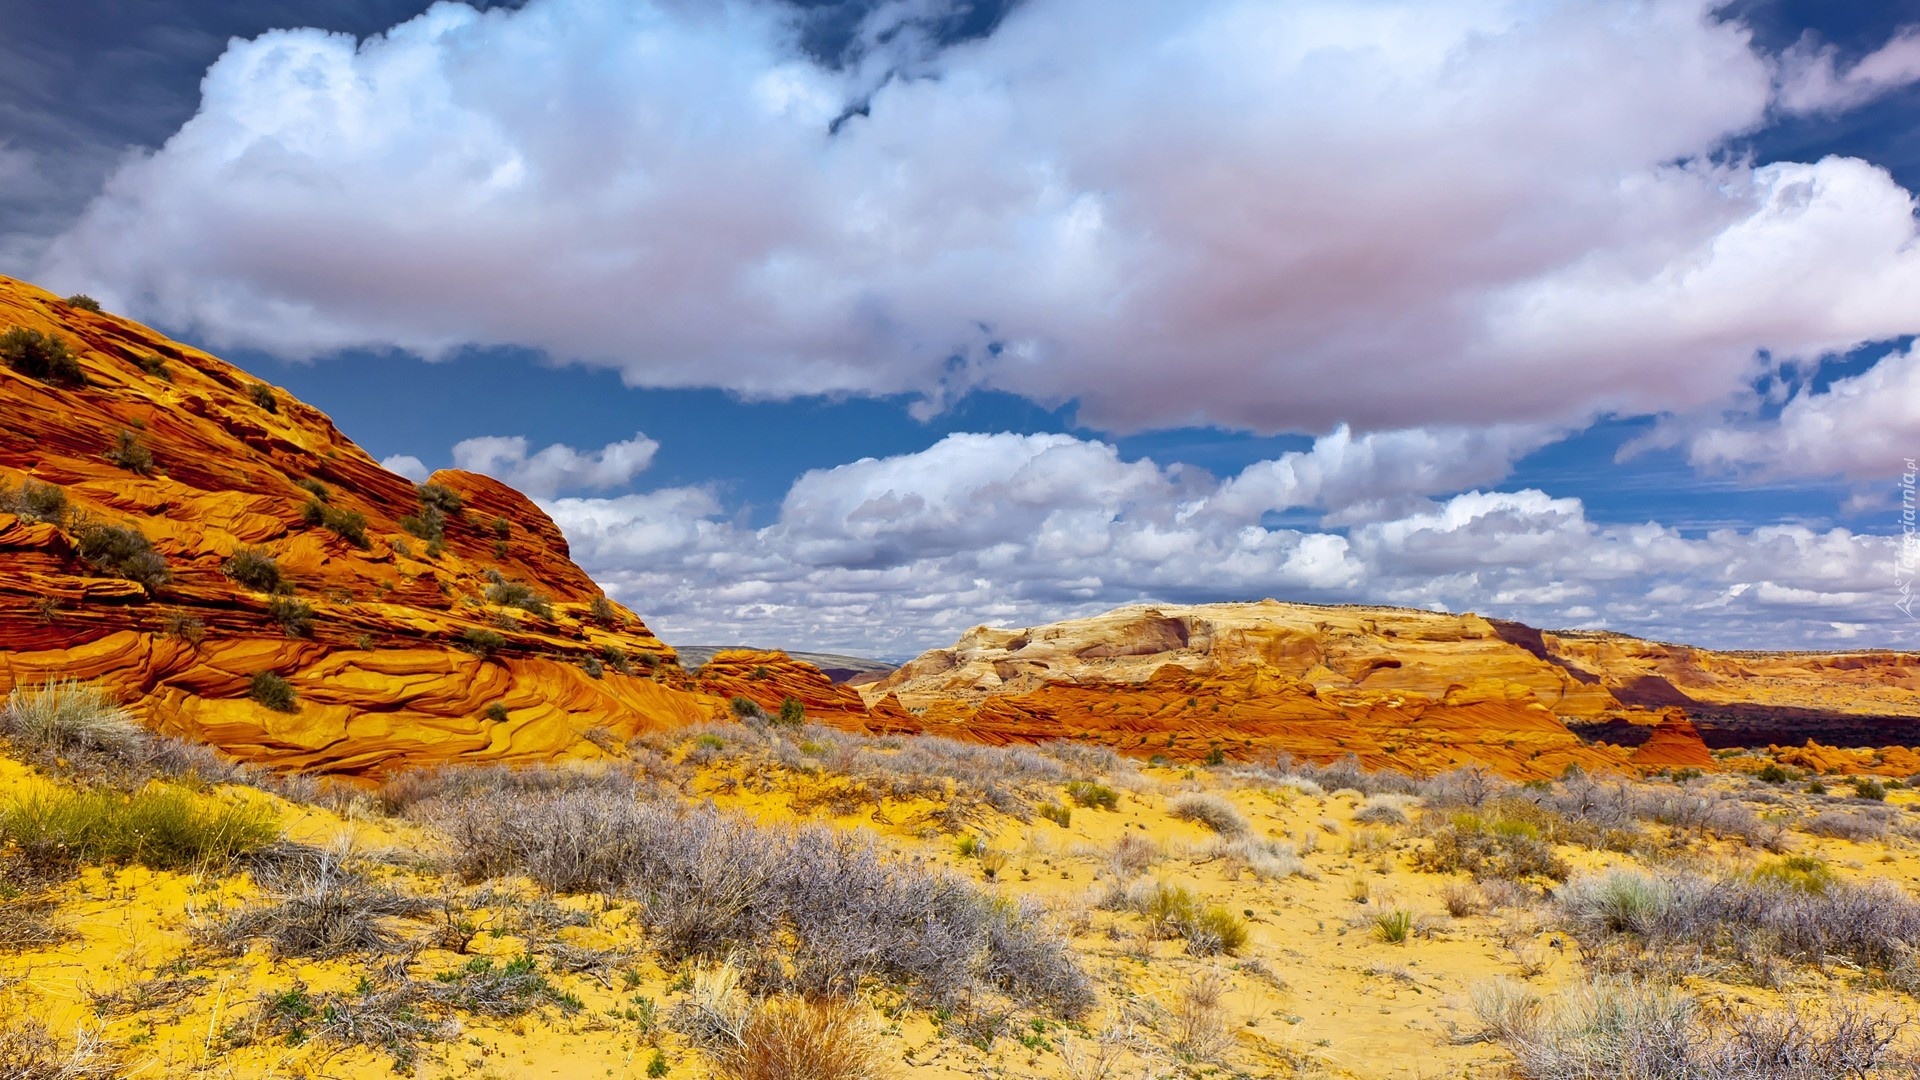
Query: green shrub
xmin=0 ymin=478 xmax=66 ymax=524
xmin=1 ymin=326 xmax=86 ymax=385
xmin=588 ymin=596 xmax=618 ymax=625
xmin=295 ymin=478 xmax=329 ymax=502
xmin=1756 ymin=763 xmax=1790 ymax=784
xmin=776 ymin=697 xmax=806 ymax=727
xmin=64 ymin=294 xmax=102 ymax=312
xmin=730 ymin=696 xmax=765 ymax=719
xmin=1036 ymin=803 xmax=1072 ymax=828
xmin=135 ymin=353 xmax=171 ymax=380
xmin=491 ymin=516 xmax=511 ymax=539
xmin=249 ymin=383 xmax=278 ymax=412
xmin=600 ymin=645 xmax=631 ymax=674
xmin=1185 ymin=904 xmax=1250 ymax=955
xmin=1373 ymin=909 xmax=1415 ymax=944
xmin=581 ymin=657 xmax=604 ymax=679
xmin=484 ymin=579 xmax=552 ymax=618
xmin=485 ymin=703 xmax=509 ymax=723
xmin=250 ymin=671 xmax=298 ymax=712
xmin=1 ymin=679 xmax=145 ymax=757
xmin=222 ymin=547 xmax=283 ymax=593
xmin=400 ymin=505 xmax=447 ymax=542
xmin=417 ymin=484 xmax=463 ymax=516
xmin=459 ymin=628 xmax=505 ymax=656
xmin=107 ymin=429 xmax=154 ymax=474
xmin=0 ymin=786 xmax=278 ymax=870
xmin=1065 ymin=781 xmax=1118 ymax=810
xmin=73 ymin=521 xmax=171 ymax=591
xmin=1750 ymin=855 xmax=1836 ymax=895
xmin=1850 ymin=777 xmax=1888 ymax=802
xmin=267 ymin=596 xmax=314 ymax=637
xmin=301 ymin=499 xmax=368 ymax=547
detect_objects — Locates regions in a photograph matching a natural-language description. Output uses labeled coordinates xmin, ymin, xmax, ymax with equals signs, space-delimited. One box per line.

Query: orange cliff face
xmin=860 ymin=603 xmax=1707 ymax=779
xmin=691 ymin=648 xmax=874 ymax=727
xmin=0 ymin=276 xmax=722 ymax=776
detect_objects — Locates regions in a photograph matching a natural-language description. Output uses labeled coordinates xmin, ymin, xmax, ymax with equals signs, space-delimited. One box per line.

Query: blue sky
xmin=5 ymin=0 xmax=1920 ymax=655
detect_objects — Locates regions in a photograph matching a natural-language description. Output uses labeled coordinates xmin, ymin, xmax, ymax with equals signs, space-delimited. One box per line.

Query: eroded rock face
xmin=0 ymin=276 xmax=723 ymax=776
xmin=692 ymin=649 xmax=873 ymax=727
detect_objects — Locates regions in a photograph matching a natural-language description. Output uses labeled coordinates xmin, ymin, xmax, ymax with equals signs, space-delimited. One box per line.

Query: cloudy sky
xmin=6 ymin=0 xmax=1920 ymax=657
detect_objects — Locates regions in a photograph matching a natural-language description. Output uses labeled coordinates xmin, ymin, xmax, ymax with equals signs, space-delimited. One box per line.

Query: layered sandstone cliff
xmin=0 ymin=276 xmax=719 ymax=776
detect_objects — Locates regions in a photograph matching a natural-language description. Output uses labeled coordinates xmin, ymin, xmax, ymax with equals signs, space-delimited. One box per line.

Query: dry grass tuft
xmin=708 ymin=996 xmax=887 ymax=1080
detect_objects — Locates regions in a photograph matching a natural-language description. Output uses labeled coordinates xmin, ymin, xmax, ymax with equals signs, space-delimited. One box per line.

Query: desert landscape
xmin=2 ymin=279 xmax=1920 ymax=1078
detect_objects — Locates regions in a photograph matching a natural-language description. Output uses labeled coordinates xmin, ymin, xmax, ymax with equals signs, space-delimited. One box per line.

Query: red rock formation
xmin=0 ymin=275 xmax=723 ymax=776
xmin=1628 ymin=712 xmax=1716 ymax=771
xmin=693 ymin=649 xmax=872 ymax=727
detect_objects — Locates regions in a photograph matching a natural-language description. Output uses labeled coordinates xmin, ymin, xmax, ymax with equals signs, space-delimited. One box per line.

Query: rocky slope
xmin=0 ymin=276 xmax=719 ymax=776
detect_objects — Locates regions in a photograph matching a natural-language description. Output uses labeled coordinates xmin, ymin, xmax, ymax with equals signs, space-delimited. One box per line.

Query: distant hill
xmin=675 ymin=646 xmax=897 ymax=684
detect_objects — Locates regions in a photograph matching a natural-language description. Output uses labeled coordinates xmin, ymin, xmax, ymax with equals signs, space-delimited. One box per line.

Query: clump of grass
xmin=1 ymin=326 xmax=86 ymax=385
xmin=105 ymin=429 xmax=153 ymax=475
xmin=1065 ymin=781 xmax=1119 ymax=810
xmin=1751 ymin=855 xmax=1836 ymax=895
xmin=1373 ymin=908 xmax=1415 ymax=944
xmin=1136 ymin=881 xmax=1248 ymax=955
xmin=1169 ymin=792 xmax=1249 ymax=836
xmin=0 ymin=478 xmax=67 ymax=524
xmin=707 ymin=996 xmax=885 ymax=1080
xmin=0 ymin=1015 xmax=118 ymax=1079
xmin=0 ymin=786 xmax=278 ymax=872
xmin=250 ymin=671 xmax=298 ymax=712
xmin=1 ymin=679 xmax=145 ymax=758
xmin=73 ymin=521 xmax=170 ymax=592
xmin=266 ymin=595 xmax=314 ymax=637
xmin=222 ymin=547 xmax=283 ymax=593
xmin=1036 ymin=802 xmax=1072 ymax=828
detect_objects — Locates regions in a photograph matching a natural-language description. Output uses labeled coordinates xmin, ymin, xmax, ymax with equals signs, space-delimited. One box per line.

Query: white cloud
xmin=451 ymin=431 xmax=658 ymax=497
xmin=35 ymin=0 xmax=1920 ymax=434
xmin=522 ymin=430 xmax=1911 ymax=655
xmin=1683 ymin=345 xmax=1920 ymax=482
xmin=380 ymin=453 xmax=431 ymax=481
xmin=1778 ymin=28 xmax=1920 ymax=113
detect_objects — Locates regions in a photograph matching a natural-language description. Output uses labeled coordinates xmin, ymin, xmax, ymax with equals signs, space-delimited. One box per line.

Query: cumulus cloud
xmin=380 ymin=453 xmax=431 ymax=481
xmin=1682 ymin=346 xmax=1920 ymax=482
xmin=1778 ymin=28 xmax=1920 ymax=113
xmin=522 ymin=430 xmax=1909 ymax=655
xmin=35 ymin=0 xmax=1920 ymax=434
xmin=451 ymin=431 xmax=659 ymax=497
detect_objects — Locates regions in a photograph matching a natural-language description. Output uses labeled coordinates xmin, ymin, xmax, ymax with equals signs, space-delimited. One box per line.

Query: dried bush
xmin=0 ymin=1015 xmax=118 ymax=1080
xmin=1066 ymin=781 xmax=1119 ymax=810
xmin=1416 ymin=808 xmax=1569 ymax=882
xmin=1169 ymin=969 xmax=1232 ymax=1061
xmin=0 ymin=896 xmax=65 ymax=952
xmin=214 ymin=850 xmax=431 ymax=958
xmin=1 ymin=679 xmax=145 ymax=758
xmin=1354 ymin=795 xmax=1412 ymax=826
xmin=72 ymin=521 xmax=170 ymax=592
xmin=1804 ymin=809 xmax=1889 ymax=842
xmin=1209 ymin=836 xmax=1310 ymax=881
xmin=1 ymin=326 xmax=86 ymax=386
xmin=1443 ymin=880 xmax=1487 ymax=917
xmin=221 ymin=547 xmax=282 ymax=593
xmin=1169 ymin=792 xmax=1249 ymax=836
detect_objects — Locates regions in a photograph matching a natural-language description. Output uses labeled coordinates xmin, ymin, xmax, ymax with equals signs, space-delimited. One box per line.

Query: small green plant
xmin=646 ymin=1050 xmax=668 ymax=1077
xmin=267 ymin=596 xmax=314 ymax=638
xmin=1756 ymin=762 xmax=1790 ymax=784
xmin=134 ymin=353 xmax=170 ymax=380
xmin=1850 ymin=777 xmax=1888 ymax=802
xmin=601 ymin=646 xmax=632 ymax=674
xmin=399 ymin=506 xmax=446 ymax=542
xmin=1036 ymin=803 xmax=1072 ymax=828
xmin=249 ymin=383 xmax=278 ymax=412
xmin=1065 ymin=781 xmax=1119 ymax=810
xmin=459 ymin=629 xmax=506 ymax=656
xmin=484 ymin=703 xmax=509 ymax=723
xmin=589 ymin=596 xmax=618 ymax=625
xmin=107 ymin=429 xmax=154 ymax=474
xmin=64 ymin=293 xmax=102 ymax=312
xmin=0 ymin=326 xmax=85 ymax=385
xmin=295 ymin=478 xmax=329 ymax=502
xmin=301 ymin=499 xmax=368 ymax=547
xmin=250 ymin=671 xmax=298 ymax=712
xmin=751 ymin=665 xmax=771 ymax=680
xmin=1373 ymin=909 xmax=1415 ymax=944
xmin=491 ymin=516 xmax=511 ymax=539
xmin=955 ymin=834 xmax=982 ymax=858
xmin=0 ymin=786 xmax=278 ymax=871
xmin=775 ymin=697 xmax=806 ymax=727
xmin=417 ymin=483 xmax=463 ymax=516
xmin=1751 ymin=855 xmax=1836 ymax=895
xmin=222 ymin=547 xmax=283 ymax=593
xmin=729 ymin=695 xmax=764 ymax=719
xmin=484 ymin=579 xmax=552 ymax=618
xmin=581 ymin=657 xmax=604 ymax=679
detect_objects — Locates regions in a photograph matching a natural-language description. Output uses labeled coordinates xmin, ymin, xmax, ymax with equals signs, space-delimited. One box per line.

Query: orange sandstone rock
xmin=693 ymin=649 xmax=873 ymax=727
xmin=0 ymin=275 xmax=723 ymax=776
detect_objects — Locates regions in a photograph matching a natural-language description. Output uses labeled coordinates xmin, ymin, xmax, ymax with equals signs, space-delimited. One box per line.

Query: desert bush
xmin=400 ymin=505 xmax=447 ymax=541
xmin=1805 ymin=809 xmax=1889 ymax=842
xmin=1134 ymin=881 xmax=1247 ymax=955
xmin=0 ymin=479 xmax=67 ymax=524
xmin=417 ymin=482 xmax=463 ymax=516
xmin=1354 ymin=794 xmax=1413 ymax=826
xmin=730 ymin=695 xmax=765 ymax=719
xmin=249 ymin=671 xmax=298 ymax=712
xmin=1472 ymin=975 xmax=1907 ymax=1079
xmin=215 ymin=850 xmax=431 ymax=958
xmin=301 ymin=498 xmax=368 ymax=547
xmin=589 ymin=596 xmax=619 ymax=624
xmin=1169 ymin=792 xmax=1249 ymax=836
xmin=1 ymin=679 xmax=145 ymax=758
xmin=221 ymin=547 xmax=282 ymax=593
xmin=1 ymin=326 xmax=86 ymax=385
xmin=422 ymin=786 xmax=1091 ymax=1015
xmin=266 ymin=596 xmax=313 ymax=637
xmin=1169 ymin=969 xmax=1232 ymax=1061
xmin=484 ymin=579 xmax=552 ymax=617
xmin=64 ymin=293 xmax=101 ymax=312
xmin=1036 ymin=802 xmax=1072 ymax=828
xmin=1210 ymin=836 xmax=1310 ymax=882
xmin=0 ymin=896 xmax=65 ymax=952
xmin=1751 ymin=856 xmax=1836 ymax=896
xmin=1416 ymin=808 xmax=1569 ymax=882
xmin=1443 ymin=880 xmax=1487 ymax=917
xmin=72 ymin=521 xmax=170 ymax=591
xmin=459 ymin=628 xmax=506 ymax=655
xmin=0 ymin=786 xmax=277 ymax=871
xmin=1066 ymin=781 xmax=1119 ymax=810
xmin=105 ymin=429 xmax=153 ymax=475
xmin=134 ymin=353 xmax=170 ymax=380
xmin=1850 ymin=777 xmax=1888 ymax=802
xmin=248 ymin=383 xmax=277 ymax=412
xmin=775 ymin=697 xmax=806 ymax=727
xmin=706 ymin=995 xmax=885 ymax=1080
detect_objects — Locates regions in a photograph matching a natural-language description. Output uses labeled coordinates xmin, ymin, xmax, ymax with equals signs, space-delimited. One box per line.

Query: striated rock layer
xmin=0 ymin=276 xmax=723 ymax=776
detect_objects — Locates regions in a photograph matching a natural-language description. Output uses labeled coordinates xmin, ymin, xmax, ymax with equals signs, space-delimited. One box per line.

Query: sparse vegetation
xmin=1169 ymin=791 xmax=1249 ymax=836
xmin=267 ymin=595 xmax=314 ymax=637
xmin=459 ymin=628 xmax=506 ymax=655
xmin=64 ymin=294 xmax=102 ymax=312
xmin=0 ymin=478 xmax=67 ymax=523
xmin=134 ymin=352 xmax=171 ymax=380
xmin=485 ymin=578 xmax=553 ymax=618
xmin=248 ymin=383 xmax=278 ymax=412
xmin=775 ymin=697 xmax=805 ymax=727
xmin=0 ymin=679 xmax=145 ymax=759
xmin=1 ymin=326 xmax=86 ymax=385
xmin=249 ymin=671 xmax=298 ymax=713
xmin=72 ymin=521 xmax=170 ymax=592
xmin=105 ymin=429 xmax=153 ymax=475
xmin=222 ymin=547 xmax=283 ymax=593
xmin=301 ymin=498 xmax=368 ymax=547
xmin=1066 ymin=781 xmax=1119 ymax=810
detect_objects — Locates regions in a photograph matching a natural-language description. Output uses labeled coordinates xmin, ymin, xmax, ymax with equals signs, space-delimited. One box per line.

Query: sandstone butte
xmin=3 ymin=272 xmax=1917 ymax=783
xmin=0 ymin=275 xmax=721 ymax=777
